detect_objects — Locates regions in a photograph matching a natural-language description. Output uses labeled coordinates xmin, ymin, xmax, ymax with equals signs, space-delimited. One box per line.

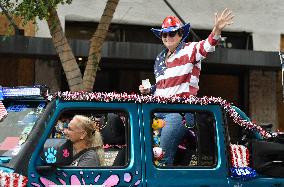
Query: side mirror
xmin=42 ymin=138 xmax=73 ymax=166
xmin=250 ymin=139 xmax=284 ymax=178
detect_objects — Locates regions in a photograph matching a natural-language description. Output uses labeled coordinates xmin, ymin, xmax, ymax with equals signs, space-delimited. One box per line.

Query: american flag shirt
xmin=150 ymin=33 xmax=220 ymax=97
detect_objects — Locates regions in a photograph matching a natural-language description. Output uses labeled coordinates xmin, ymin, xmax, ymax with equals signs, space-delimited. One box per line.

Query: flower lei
xmin=229 ymin=144 xmax=256 ymax=180
xmin=47 ymin=91 xmax=271 ymax=139
xmin=0 ymin=171 xmax=28 ymax=187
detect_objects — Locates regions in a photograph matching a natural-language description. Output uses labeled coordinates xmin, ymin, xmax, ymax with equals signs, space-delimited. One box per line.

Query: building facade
xmin=0 ymin=0 xmax=284 ymax=130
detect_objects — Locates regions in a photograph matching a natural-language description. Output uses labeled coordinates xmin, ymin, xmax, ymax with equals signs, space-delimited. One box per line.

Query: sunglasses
xmin=161 ymin=30 xmax=178 ymax=38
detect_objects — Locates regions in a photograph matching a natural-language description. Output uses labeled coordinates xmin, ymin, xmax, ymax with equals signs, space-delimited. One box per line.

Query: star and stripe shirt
xmin=150 ymin=32 xmax=221 ymax=97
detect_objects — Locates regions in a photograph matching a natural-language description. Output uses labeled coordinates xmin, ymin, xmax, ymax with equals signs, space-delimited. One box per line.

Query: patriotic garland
xmin=229 ymin=144 xmax=256 ymax=180
xmin=0 ymin=171 xmax=28 ymax=187
xmin=47 ymin=91 xmax=272 ymax=139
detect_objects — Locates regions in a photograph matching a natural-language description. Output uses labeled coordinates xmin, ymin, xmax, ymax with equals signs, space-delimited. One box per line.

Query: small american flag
xmin=230 ymin=144 xmax=249 ymax=167
xmin=0 ymin=100 xmax=8 ymax=121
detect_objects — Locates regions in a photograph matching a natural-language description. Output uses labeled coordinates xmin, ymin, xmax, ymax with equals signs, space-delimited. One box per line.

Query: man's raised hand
xmin=213 ymin=8 xmax=234 ymax=35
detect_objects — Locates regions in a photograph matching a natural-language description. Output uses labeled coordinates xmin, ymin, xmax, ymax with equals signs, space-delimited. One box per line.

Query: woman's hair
xmin=73 ymin=115 xmax=105 ymax=166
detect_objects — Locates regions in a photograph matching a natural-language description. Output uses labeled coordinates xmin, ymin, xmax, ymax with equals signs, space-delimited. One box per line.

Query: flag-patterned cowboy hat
xmin=151 ymin=16 xmax=190 ymax=41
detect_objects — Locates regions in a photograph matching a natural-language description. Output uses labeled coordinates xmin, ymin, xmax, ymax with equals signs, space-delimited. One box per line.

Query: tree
xmin=1 ymin=0 xmax=119 ymax=91
xmin=0 ymin=0 xmax=23 ymax=35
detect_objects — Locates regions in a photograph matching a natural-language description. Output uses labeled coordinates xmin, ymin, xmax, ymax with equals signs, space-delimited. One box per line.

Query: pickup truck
xmin=0 ymin=86 xmax=284 ymax=187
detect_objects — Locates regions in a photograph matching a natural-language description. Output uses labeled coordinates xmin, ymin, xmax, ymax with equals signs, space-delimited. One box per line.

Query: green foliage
xmin=1 ymin=0 xmax=73 ymax=25
xmin=0 ymin=0 xmax=16 ymax=12
xmin=0 ymin=0 xmax=20 ymax=35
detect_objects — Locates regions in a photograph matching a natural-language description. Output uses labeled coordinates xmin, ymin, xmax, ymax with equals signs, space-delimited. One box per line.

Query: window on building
xmin=65 ymin=21 xmax=159 ymax=43
xmin=186 ymin=30 xmax=253 ymax=50
xmin=65 ymin=21 xmax=253 ymax=50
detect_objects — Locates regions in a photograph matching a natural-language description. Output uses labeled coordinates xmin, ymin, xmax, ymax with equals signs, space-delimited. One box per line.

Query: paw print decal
xmin=44 ymin=147 xmax=57 ymax=164
xmin=63 ymin=148 xmax=70 ymax=158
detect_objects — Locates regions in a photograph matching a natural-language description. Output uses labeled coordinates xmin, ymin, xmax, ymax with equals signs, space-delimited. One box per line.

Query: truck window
xmin=151 ymin=110 xmax=216 ymax=167
xmin=0 ymin=101 xmax=46 ymax=158
xmin=224 ymin=112 xmax=244 ymax=145
xmin=48 ymin=110 xmax=129 ymax=167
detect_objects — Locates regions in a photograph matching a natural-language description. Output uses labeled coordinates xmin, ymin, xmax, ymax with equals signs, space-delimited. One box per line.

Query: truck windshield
xmin=0 ymin=100 xmax=46 ymax=158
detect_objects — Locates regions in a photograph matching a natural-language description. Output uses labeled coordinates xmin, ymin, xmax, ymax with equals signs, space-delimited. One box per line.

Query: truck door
xmin=224 ymin=108 xmax=284 ymax=187
xmin=141 ymin=103 xmax=229 ymax=187
xmin=28 ymin=102 xmax=143 ymax=186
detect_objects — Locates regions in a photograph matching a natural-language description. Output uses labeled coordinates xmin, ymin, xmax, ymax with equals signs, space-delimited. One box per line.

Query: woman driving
xmin=64 ymin=115 xmax=104 ymax=167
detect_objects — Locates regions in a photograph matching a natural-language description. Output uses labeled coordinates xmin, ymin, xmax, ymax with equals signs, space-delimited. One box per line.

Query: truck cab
xmin=0 ymin=88 xmax=284 ymax=187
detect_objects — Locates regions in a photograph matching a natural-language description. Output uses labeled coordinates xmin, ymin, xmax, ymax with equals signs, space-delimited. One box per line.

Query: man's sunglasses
xmin=161 ymin=30 xmax=178 ymax=38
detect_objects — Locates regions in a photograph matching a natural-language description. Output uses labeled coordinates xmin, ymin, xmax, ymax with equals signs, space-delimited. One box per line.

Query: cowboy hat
xmin=151 ymin=16 xmax=190 ymax=41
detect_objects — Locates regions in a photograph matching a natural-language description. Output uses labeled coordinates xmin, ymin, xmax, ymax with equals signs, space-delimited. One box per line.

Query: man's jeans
xmin=155 ymin=112 xmax=194 ymax=166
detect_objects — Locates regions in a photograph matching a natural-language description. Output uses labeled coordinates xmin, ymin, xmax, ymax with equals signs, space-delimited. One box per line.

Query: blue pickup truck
xmin=0 ymin=86 xmax=284 ymax=187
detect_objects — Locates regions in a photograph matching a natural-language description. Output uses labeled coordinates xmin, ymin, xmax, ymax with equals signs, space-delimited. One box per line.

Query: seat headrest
xmin=101 ymin=113 xmax=126 ymax=145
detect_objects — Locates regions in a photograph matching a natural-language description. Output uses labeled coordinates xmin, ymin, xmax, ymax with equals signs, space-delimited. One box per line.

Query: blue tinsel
xmin=230 ymin=167 xmax=256 ymax=180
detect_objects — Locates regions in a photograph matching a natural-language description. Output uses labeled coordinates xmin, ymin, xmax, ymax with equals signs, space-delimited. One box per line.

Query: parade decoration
xmin=29 ymin=171 xmax=141 ymax=187
xmin=230 ymin=144 xmax=249 ymax=167
xmin=0 ymin=87 xmax=7 ymax=121
xmin=153 ymin=147 xmax=165 ymax=166
xmin=152 ymin=118 xmax=166 ymax=146
xmin=0 ymin=101 xmax=8 ymax=121
xmin=47 ymin=91 xmax=272 ymax=139
xmin=0 ymin=171 xmax=28 ymax=187
xmin=152 ymin=118 xmax=166 ymax=165
xmin=229 ymin=144 xmax=256 ymax=180
xmin=44 ymin=147 xmax=57 ymax=164
xmin=0 ymin=86 xmax=48 ymax=100
xmin=0 ymin=86 xmax=3 ymax=100
xmin=2 ymin=87 xmax=41 ymax=97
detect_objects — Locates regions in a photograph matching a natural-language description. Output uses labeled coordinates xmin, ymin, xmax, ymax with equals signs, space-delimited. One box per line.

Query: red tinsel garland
xmin=0 ymin=171 xmax=28 ymax=187
xmin=47 ymin=91 xmax=271 ymax=138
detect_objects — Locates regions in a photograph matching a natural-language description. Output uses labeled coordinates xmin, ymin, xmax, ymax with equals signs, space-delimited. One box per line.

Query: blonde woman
xmin=64 ymin=115 xmax=105 ymax=167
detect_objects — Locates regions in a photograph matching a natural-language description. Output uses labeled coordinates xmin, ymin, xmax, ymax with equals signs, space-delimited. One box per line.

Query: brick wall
xmin=249 ymin=69 xmax=278 ymax=130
